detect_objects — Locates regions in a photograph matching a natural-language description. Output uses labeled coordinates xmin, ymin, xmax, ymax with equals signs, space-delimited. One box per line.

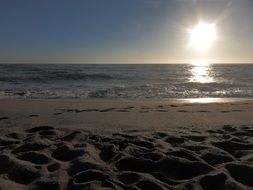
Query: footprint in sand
xmin=0 ymin=117 xmax=8 ymax=120
xmin=53 ymin=112 xmax=62 ymax=115
xmin=81 ymin=109 xmax=99 ymax=112
xmin=232 ymin=110 xmax=245 ymax=112
xmin=99 ymin=108 xmax=115 ymax=112
xmin=178 ymin=110 xmax=189 ymax=113
xmin=139 ymin=110 xmax=149 ymax=113
xmin=124 ymin=106 xmax=134 ymax=109
xmin=1 ymin=125 xmax=253 ymax=190
xmin=157 ymin=110 xmax=168 ymax=112
xmin=197 ymin=110 xmax=209 ymax=113
xmin=52 ymin=144 xmax=85 ymax=161
xmin=141 ymin=106 xmax=150 ymax=110
xmin=117 ymin=109 xmax=130 ymax=112
xmin=17 ymin=151 xmax=50 ymax=165
xmin=29 ymin=114 xmax=39 ymax=117
xmin=221 ymin=110 xmax=231 ymax=113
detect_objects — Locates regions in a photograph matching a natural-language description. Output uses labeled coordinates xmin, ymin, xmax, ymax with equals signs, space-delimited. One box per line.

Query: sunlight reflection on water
xmin=189 ymin=62 xmax=214 ymax=83
xmin=181 ymin=97 xmax=251 ymax=103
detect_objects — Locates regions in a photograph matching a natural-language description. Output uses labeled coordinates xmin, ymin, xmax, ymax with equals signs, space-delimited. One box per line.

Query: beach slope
xmin=0 ymin=100 xmax=253 ymax=190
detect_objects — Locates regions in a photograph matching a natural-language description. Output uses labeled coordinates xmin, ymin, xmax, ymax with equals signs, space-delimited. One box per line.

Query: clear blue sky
xmin=1 ymin=0 xmax=253 ymax=63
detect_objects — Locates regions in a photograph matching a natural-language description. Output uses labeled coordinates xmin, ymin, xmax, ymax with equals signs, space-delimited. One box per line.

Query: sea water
xmin=0 ymin=64 xmax=252 ymax=100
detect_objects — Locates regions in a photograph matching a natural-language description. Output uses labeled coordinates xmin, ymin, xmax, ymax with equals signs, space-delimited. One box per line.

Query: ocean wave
xmin=0 ymin=72 xmax=116 ymax=83
xmin=88 ymin=85 xmax=253 ymax=99
xmin=47 ymin=72 xmax=115 ymax=80
xmin=0 ymin=86 xmax=252 ymax=100
xmin=0 ymin=64 xmax=252 ymax=99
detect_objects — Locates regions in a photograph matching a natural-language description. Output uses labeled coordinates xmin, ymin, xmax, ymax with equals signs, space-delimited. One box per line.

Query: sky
xmin=0 ymin=0 xmax=253 ymax=64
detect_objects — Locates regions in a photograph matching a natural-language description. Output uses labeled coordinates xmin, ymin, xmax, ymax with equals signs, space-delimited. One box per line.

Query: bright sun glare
xmin=188 ymin=22 xmax=217 ymax=53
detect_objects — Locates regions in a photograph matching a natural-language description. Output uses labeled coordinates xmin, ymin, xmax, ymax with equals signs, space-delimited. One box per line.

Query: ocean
xmin=0 ymin=64 xmax=252 ymax=100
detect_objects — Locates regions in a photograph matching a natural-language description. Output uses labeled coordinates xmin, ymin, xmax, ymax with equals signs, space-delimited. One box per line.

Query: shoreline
xmin=0 ymin=99 xmax=252 ymax=132
xmin=0 ymin=97 xmax=252 ymax=103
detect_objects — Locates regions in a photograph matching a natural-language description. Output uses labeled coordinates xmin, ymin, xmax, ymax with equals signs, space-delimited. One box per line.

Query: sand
xmin=0 ymin=99 xmax=253 ymax=190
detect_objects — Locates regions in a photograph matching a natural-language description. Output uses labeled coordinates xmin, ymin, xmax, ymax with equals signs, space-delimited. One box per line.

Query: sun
xmin=188 ymin=22 xmax=217 ymax=53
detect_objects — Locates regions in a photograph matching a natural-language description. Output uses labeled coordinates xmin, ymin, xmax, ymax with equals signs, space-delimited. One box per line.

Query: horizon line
xmin=0 ymin=62 xmax=253 ymax=65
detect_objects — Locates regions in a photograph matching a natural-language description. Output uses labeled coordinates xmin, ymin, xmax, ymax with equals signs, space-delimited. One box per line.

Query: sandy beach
xmin=0 ymin=99 xmax=253 ymax=190
xmin=1 ymin=0 xmax=253 ymax=189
